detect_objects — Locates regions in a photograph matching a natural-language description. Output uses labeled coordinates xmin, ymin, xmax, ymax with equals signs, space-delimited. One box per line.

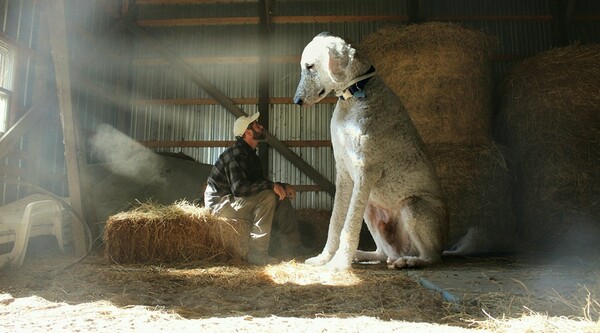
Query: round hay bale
xmin=497 ymin=44 xmax=600 ymax=249
xmin=361 ymin=22 xmax=496 ymax=144
xmin=103 ymin=201 xmax=250 ymax=264
xmin=428 ymin=143 xmax=516 ymax=254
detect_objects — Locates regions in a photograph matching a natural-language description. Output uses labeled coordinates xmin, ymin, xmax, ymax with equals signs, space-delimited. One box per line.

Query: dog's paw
xmin=325 ymin=254 xmax=352 ymax=271
xmin=305 ymin=253 xmax=332 ymax=266
xmin=389 ymin=256 xmax=438 ymax=269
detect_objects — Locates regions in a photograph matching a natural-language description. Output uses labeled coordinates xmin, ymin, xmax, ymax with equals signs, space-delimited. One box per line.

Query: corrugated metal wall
xmin=128 ymin=0 xmax=409 ymax=209
xmin=64 ymin=0 xmax=127 ymax=164
xmin=1 ymin=0 xmax=599 ymax=210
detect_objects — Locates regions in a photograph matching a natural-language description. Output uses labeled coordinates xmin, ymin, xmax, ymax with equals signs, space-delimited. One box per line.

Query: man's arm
xmin=228 ymin=154 xmax=274 ymax=197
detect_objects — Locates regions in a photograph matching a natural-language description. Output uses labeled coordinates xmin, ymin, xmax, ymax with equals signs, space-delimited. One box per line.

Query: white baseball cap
xmin=233 ymin=112 xmax=260 ymax=137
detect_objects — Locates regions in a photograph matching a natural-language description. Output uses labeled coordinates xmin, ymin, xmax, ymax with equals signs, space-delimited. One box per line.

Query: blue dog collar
xmin=337 ymin=66 xmax=377 ymax=100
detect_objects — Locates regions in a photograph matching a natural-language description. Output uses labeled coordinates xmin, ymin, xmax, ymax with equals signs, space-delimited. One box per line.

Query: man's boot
xmin=247 ymin=251 xmax=279 ymax=265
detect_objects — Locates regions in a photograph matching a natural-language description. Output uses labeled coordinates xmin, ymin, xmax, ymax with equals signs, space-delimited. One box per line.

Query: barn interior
xmin=0 ymin=0 xmax=599 ymax=331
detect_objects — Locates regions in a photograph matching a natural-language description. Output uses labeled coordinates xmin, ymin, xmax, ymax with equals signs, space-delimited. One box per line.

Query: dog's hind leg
xmin=355 ymin=248 xmax=386 ymax=262
xmin=391 ymin=196 xmax=447 ymax=269
xmin=305 ymin=170 xmax=353 ymax=266
xmin=354 ymin=204 xmax=388 ymax=263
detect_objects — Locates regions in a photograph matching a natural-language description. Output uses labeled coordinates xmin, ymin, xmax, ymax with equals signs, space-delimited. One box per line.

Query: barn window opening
xmin=0 ymin=38 xmax=14 ymax=134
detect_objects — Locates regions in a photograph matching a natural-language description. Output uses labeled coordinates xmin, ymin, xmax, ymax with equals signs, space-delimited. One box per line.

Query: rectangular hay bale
xmin=103 ymin=201 xmax=250 ymax=264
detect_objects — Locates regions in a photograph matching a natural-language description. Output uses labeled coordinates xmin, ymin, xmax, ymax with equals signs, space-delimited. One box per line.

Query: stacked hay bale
xmin=497 ymin=44 xmax=600 ymax=250
xmin=427 ymin=144 xmax=515 ymax=252
xmin=361 ymin=23 xmax=515 ymax=253
xmin=103 ymin=201 xmax=250 ymax=264
xmin=361 ymin=23 xmax=495 ymax=145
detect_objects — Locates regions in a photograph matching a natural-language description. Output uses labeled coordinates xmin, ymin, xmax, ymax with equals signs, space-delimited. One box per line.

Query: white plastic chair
xmin=0 ymin=196 xmax=65 ymax=266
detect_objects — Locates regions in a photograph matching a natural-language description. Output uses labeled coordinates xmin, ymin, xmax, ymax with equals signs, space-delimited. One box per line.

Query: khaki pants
xmin=209 ymin=190 xmax=301 ymax=255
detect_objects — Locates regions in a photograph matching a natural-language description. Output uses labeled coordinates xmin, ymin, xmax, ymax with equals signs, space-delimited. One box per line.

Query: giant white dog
xmin=293 ymin=32 xmax=448 ymax=270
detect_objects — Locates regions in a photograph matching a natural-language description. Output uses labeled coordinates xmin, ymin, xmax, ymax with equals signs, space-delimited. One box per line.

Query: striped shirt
xmin=204 ymin=138 xmax=274 ymax=207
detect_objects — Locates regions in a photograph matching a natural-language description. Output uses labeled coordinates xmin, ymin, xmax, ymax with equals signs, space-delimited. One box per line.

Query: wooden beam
xmin=133 ymin=55 xmax=298 ymax=65
xmin=137 ymin=0 xmax=254 ymax=4
xmin=269 ymin=15 xmax=409 ymax=24
xmin=257 ymin=0 xmax=271 ymax=174
xmin=0 ymin=165 xmax=27 ymax=177
xmin=136 ymin=17 xmax=258 ymax=26
xmin=293 ymin=185 xmax=322 ymax=192
xmin=122 ymin=16 xmax=336 ymax=196
xmin=140 ymin=140 xmax=332 ymax=148
xmin=0 ymin=32 xmax=39 ymax=59
xmin=46 ymin=1 xmax=90 ymax=256
xmin=0 ymin=92 xmax=57 ymax=160
xmin=131 ymin=97 xmax=337 ymax=105
xmin=427 ymin=15 xmax=554 ymax=21
xmin=142 ymin=140 xmax=235 ymax=148
xmin=134 ymin=56 xmax=258 ymax=65
xmin=135 ymin=15 xmax=408 ymax=27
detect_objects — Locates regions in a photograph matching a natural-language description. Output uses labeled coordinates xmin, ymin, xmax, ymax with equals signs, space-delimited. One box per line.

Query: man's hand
xmin=273 ymin=183 xmax=287 ymax=200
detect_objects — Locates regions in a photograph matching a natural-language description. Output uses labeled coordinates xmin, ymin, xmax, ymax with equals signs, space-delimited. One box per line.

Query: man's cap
xmin=233 ymin=112 xmax=260 ymax=137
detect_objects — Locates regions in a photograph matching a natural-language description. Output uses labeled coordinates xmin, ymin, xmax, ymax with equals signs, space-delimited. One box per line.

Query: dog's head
xmin=293 ymin=32 xmax=356 ymax=107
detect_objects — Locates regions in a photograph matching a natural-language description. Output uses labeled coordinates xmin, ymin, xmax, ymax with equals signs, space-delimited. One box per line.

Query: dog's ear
xmin=327 ymin=39 xmax=355 ymax=82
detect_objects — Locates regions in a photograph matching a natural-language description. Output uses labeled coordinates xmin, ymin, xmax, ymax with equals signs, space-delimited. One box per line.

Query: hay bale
xmin=497 ymin=44 xmax=600 ymax=248
xmin=428 ymin=143 xmax=516 ymax=253
xmin=103 ymin=201 xmax=250 ymax=264
xmin=361 ymin=22 xmax=496 ymax=144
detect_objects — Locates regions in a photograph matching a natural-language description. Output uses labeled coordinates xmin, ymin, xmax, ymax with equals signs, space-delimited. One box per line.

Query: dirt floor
xmin=0 ymin=236 xmax=599 ymax=332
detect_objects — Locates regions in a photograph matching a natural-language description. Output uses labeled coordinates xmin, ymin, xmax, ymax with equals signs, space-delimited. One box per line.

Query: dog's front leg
xmin=305 ymin=170 xmax=353 ymax=266
xmin=325 ymin=175 xmax=373 ymax=271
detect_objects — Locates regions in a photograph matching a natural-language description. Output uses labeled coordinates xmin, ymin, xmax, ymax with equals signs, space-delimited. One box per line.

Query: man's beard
xmin=251 ymin=128 xmax=266 ymax=141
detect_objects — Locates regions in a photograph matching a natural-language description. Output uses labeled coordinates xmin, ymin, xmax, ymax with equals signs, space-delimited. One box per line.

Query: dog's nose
xmin=293 ymin=96 xmax=303 ymax=106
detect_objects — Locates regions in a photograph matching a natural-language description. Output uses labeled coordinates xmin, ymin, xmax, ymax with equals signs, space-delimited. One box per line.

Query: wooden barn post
xmin=46 ymin=1 xmax=90 ymax=256
xmin=257 ymin=0 xmax=271 ymax=176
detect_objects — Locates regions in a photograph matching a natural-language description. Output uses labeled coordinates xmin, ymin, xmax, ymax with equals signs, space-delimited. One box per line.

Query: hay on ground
xmin=497 ymin=44 xmax=600 ymax=248
xmin=103 ymin=201 xmax=250 ymax=264
xmin=361 ymin=22 xmax=496 ymax=145
xmin=428 ymin=143 xmax=516 ymax=252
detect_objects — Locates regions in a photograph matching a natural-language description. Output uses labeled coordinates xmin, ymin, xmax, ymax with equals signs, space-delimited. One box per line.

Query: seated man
xmin=204 ymin=112 xmax=302 ymax=265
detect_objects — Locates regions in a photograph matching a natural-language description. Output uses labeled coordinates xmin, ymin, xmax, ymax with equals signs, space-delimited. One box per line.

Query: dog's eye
xmin=305 ymin=63 xmax=314 ymax=71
